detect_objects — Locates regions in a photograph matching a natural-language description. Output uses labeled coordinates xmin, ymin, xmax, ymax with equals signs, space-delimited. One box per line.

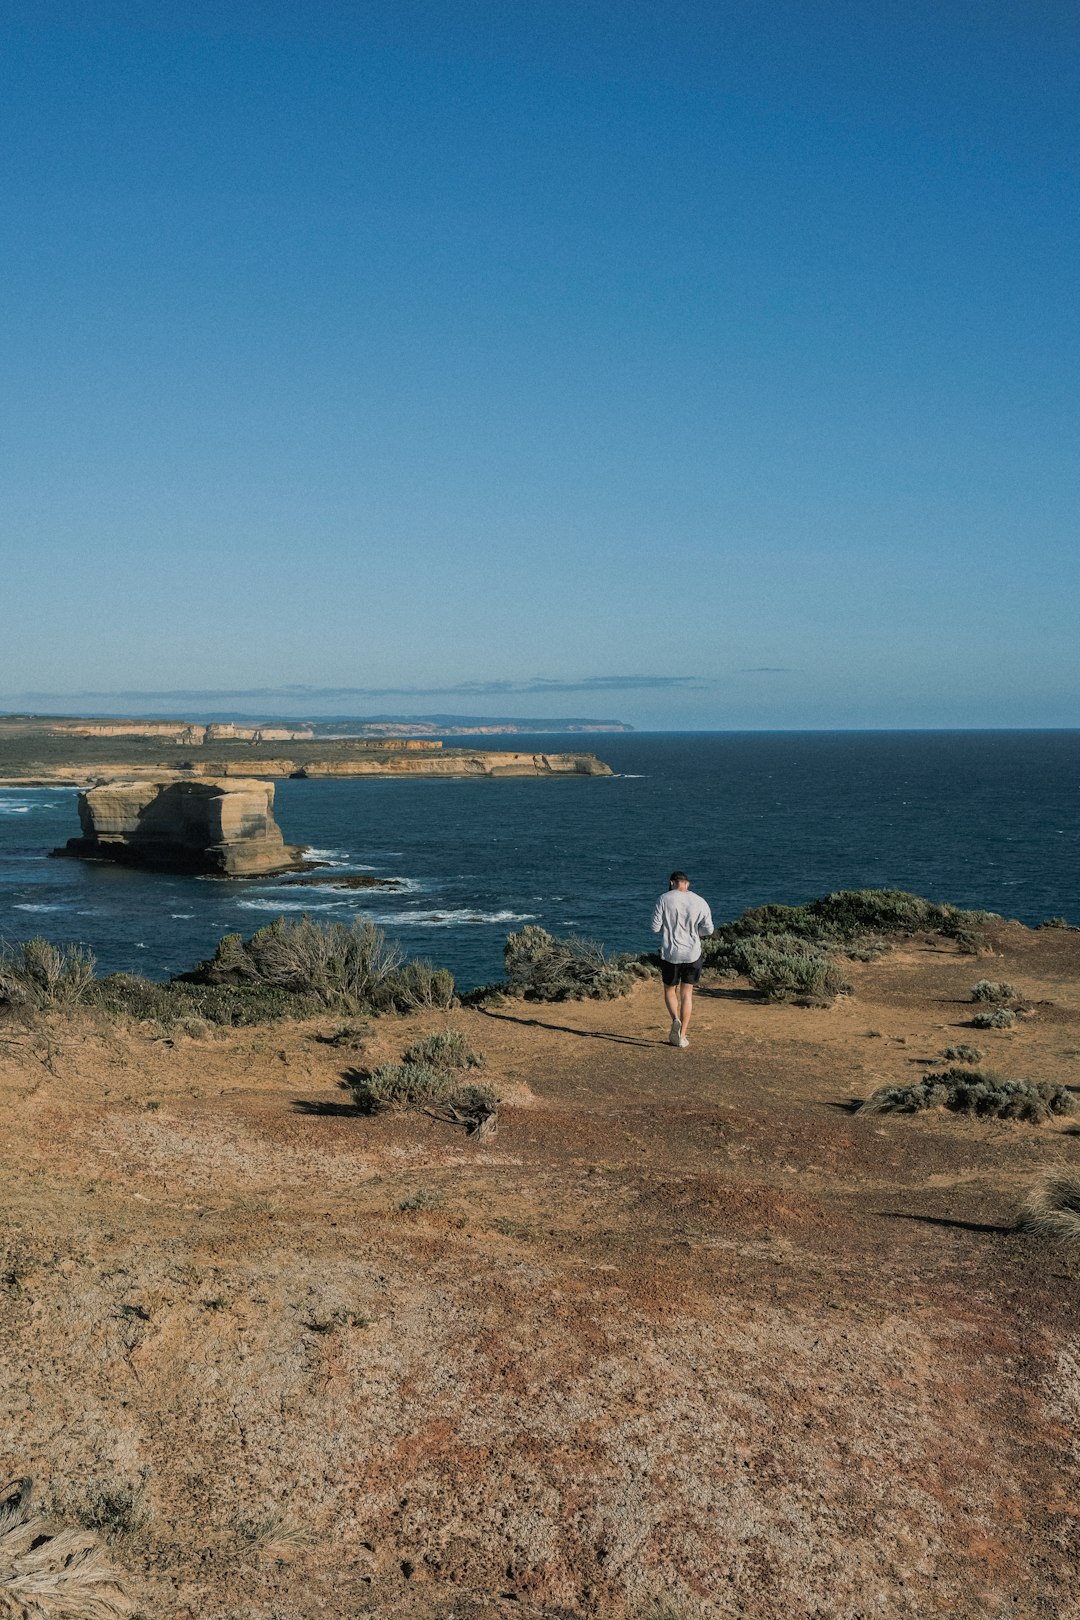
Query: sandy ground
xmin=1 ymin=923 xmax=1079 ymax=1618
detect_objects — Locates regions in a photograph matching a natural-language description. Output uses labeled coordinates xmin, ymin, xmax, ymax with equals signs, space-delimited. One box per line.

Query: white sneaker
xmin=679 ymin=1036 xmax=690 ymax=1048
xmin=668 ymin=1018 xmax=682 ymax=1046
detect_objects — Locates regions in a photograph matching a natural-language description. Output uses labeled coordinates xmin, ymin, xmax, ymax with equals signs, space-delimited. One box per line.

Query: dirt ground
xmin=1 ymin=923 xmax=1079 ymax=1619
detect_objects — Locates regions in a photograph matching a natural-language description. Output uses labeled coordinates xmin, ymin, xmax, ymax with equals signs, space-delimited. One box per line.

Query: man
xmin=651 ymin=871 xmax=714 ymax=1047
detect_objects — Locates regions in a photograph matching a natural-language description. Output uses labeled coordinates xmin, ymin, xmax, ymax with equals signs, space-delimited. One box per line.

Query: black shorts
xmin=660 ymin=955 xmax=703 ymax=987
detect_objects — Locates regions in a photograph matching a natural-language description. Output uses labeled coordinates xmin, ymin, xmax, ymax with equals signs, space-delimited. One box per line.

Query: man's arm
xmin=651 ymin=897 xmax=664 ymax=933
xmin=698 ymin=902 xmax=714 ymax=938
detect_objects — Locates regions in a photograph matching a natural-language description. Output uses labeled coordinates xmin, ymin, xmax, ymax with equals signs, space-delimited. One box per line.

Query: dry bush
xmin=942 ymin=1043 xmax=983 ymax=1062
xmin=859 ymin=1067 xmax=1074 ymax=1123
xmin=971 ymin=1007 xmax=1016 ymax=1030
xmin=503 ymin=925 xmax=646 ymax=1002
xmin=402 ymin=1030 xmax=483 ymax=1070
xmin=971 ymin=979 xmax=1019 ymax=1003
xmin=0 ymin=939 xmax=96 ymax=1014
xmin=1017 ymin=1172 xmax=1080 ymax=1242
xmin=385 ymin=959 xmax=457 ymax=1011
xmin=0 ymin=1476 xmax=134 ymax=1619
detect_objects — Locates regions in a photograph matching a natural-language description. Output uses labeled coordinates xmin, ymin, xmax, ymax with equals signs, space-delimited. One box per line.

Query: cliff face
xmin=53 ymin=779 xmax=306 ymax=876
xmin=294 ymin=752 xmax=613 ymax=779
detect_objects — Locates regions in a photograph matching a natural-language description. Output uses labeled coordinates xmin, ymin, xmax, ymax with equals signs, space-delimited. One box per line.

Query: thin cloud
xmin=739 ymin=667 xmax=793 ymax=674
xmin=8 ymin=675 xmax=705 ymax=703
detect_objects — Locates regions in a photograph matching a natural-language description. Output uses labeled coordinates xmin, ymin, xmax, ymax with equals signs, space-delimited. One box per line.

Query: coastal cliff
xmin=292 ymin=751 xmax=613 ymax=779
xmin=53 ymin=778 xmax=307 ymax=876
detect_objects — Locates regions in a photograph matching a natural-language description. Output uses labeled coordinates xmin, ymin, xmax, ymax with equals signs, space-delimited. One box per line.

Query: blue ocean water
xmin=0 ymin=731 xmax=1077 ymax=989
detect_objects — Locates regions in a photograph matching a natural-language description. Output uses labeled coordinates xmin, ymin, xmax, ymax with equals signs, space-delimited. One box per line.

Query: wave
xmin=234 ymin=898 xmax=346 ymax=913
xmin=14 ymin=902 xmax=70 ymax=912
xmin=363 ymin=908 xmax=537 ymax=929
xmin=171 ymin=913 xmax=195 ymax=919
xmin=0 ymin=805 xmax=33 ymax=814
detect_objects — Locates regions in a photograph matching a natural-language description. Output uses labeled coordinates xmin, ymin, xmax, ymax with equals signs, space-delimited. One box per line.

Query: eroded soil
xmin=2 ymin=924 xmax=1079 ymax=1618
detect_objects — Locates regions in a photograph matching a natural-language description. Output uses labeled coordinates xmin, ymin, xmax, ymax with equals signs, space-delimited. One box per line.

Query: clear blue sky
xmin=1 ymin=1 xmax=1077 ymax=727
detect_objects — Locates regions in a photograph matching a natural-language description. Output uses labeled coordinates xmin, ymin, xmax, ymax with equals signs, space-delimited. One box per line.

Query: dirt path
xmin=1 ymin=925 xmax=1079 ymax=1617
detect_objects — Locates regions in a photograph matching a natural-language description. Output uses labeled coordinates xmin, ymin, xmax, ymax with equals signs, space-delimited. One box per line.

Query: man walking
xmin=651 ymin=871 xmax=714 ymax=1047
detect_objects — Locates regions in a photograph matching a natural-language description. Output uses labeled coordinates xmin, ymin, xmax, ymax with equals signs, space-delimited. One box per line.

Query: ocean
xmin=1 ymin=731 xmax=1077 ymax=989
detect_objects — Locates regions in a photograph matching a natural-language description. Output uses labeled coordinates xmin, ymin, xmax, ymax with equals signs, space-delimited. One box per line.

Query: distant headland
xmin=0 ymin=714 xmax=615 ymax=786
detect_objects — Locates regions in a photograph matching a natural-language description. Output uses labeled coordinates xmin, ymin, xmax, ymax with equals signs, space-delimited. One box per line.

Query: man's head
xmin=669 ymin=871 xmax=690 ymax=890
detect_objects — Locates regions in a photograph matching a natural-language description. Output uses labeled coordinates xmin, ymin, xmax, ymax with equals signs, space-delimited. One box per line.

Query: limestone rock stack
xmin=53 ymin=778 xmax=306 ymax=876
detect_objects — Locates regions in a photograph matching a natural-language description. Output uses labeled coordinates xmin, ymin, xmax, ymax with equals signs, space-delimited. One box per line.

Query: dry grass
xmin=1017 ymin=1171 xmax=1080 ymax=1243
xmin=0 ymin=1477 xmax=134 ymax=1619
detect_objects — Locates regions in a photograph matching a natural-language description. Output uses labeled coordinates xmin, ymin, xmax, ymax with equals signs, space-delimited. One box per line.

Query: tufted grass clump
xmin=0 ymin=938 xmax=96 ymax=1013
xmin=503 ymin=925 xmax=648 ymax=1002
xmin=971 ymin=979 xmax=1019 ymax=1003
xmin=971 ymin=1007 xmax=1017 ymax=1030
xmin=859 ymin=1067 xmax=1074 ymax=1123
xmin=1017 ymin=1172 xmax=1080 ymax=1241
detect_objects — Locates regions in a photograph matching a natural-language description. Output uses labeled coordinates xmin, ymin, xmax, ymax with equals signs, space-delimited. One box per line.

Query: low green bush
xmin=730 ymin=934 xmax=850 ymax=1006
xmin=942 ymin=1043 xmax=983 ymax=1061
xmin=0 ymin=938 xmax=96 ymax=1012
xmin=503 ymin=925 xmax=647 ymax=1002
xmin=860 ymin=1067 xmax=1073 ymax=1123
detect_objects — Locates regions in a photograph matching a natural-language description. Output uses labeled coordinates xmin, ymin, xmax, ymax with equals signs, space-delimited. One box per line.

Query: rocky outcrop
xmin=204 ymin=724 xmax=314 ymax=743
xmin=294 ymin=752 xmax=613 ymax=779
xmin=49 ymin=721 xmax=206 ymax=744
xmin=52 ymin=779 xmax=306 ymax=876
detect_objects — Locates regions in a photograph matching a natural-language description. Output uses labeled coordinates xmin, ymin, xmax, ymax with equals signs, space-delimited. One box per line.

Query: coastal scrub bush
xmin=386 ymin=958 xmax=457 ymax=1012
xmin=971 ymin=1007 xmax=1017 ymax=1030
xmin=1038 ymin=916 xmax=1070 ymax=929
xmin=942 ymin=1043 xmax=983 ymax=1062
xmin=0 ymin=938 xmax=96 ymax=1013
xmin=1017 ymin=1172 xmax=1080 ymax=1242
xmin=402 ymin=1030 xmax=483 ymax=1070
xmin=859 ymin=1067 xmax=1073 ymax=1123
xmin=352 ymin=1060 xmax=459 ymax=1110
xmin=503 ymin=925 xmax=647 ymax=1001
xmin=971 ymin=980 xmax=1019 ymax=1003
xmin=702 ymin=889 xmax=997 ymax=978
xmin=186 ymin=915 xmax=404 ymax=1011
xmin=90 ymin=972 xmax=305 ymax=1027
xmin=729 ymin=933 xmax=850 ymax=1006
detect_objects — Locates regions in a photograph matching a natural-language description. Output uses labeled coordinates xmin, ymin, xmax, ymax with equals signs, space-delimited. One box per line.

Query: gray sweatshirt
xmin=651 ymin=889 xmax=714 ymax=963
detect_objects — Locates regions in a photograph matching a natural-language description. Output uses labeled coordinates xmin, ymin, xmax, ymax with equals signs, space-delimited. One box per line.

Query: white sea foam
xmin=171 ymin=913 xmax=195 ymax=919
xmin=301 ymin=847 xmax=355 ymax=865
xmin=363 ymin=908 xmax=537 ymax=929
xmin=234 ymin=898 xmax=345 ymax=913
xmin=14 ymin=902 xmax=70 ymax=912
xmin=0 ymin=804 xmax=33 ymax=814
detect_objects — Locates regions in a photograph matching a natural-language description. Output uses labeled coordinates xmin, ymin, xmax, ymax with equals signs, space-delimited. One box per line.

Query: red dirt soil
xmin=1 ymin=924 xmax=1079 ymax=1618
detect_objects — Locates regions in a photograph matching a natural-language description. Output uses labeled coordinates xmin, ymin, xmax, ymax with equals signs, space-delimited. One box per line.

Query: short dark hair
xmin=669 ymin=870 xmax=689 ymax=887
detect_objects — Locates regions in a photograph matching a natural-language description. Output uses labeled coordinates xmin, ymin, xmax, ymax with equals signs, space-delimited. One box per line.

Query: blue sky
xmin=1 ymin=1 xmax=1077 ymax=728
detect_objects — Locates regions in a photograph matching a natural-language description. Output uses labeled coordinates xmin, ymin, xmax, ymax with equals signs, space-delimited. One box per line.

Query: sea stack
xmin=53 ymin=778 xmax=306 ymax=876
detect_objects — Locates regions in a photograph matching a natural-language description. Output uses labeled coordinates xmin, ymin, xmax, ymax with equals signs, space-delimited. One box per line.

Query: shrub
xmin=402 ymin=1030 xmax=483 ymax=1070
xmin=503 ymin=925 xmax=645 ymax=1001
xmin=350 ymin=1060 xmax=458 ymax=1111
xmin=971 ymin=1007 xmax=1017 ymax=1029
xmin=384 ymin=958 xmax=457 ymax=1012
xmin=1017 ymin=1172 xmax=1080 ymax=1241
xmin=186 ymin=915 xmax=404 ymax=1011
xmin=0 ymin=938 xmax=96 ymax=1012
xmin=971 ymin=980 xmax=1019 ymax=1003
xmin=348 ymin=1058 xmax=497 ymax=1125
xmin=1038 ymin=917 xmax=1070 ymax=929
xmin=90 ymin=972 xmax=305 ymax=1027
xmin=942 ymin=1043 xmax=983 ymax=1062
xmin=859 ymin=1067 xmax=1073 ymax=1123
xmin=734 ymin=933 xmax=851 ymax=1006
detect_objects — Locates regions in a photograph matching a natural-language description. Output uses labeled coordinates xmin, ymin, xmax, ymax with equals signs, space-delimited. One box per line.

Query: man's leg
xmin=664 ymin=982 xmax=681 ymax=1026
xmin=679 ymin=982 xmax=694 ymax=1038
